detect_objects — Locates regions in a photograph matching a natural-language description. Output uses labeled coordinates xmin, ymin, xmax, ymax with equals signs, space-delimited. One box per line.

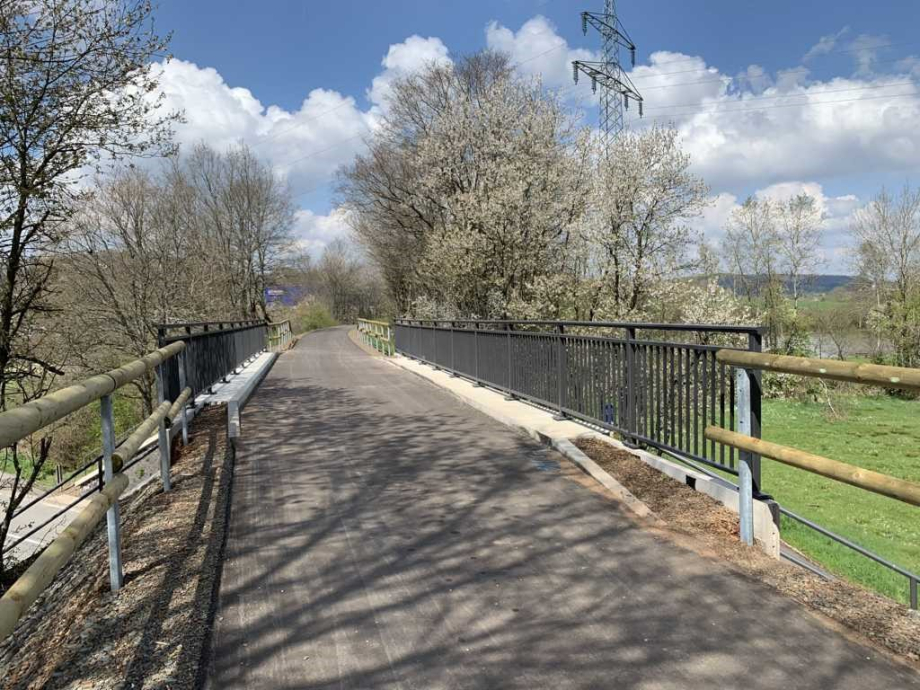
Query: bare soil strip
xmin=575 ymin=437 xmax=920 ymax=666
xmin=0 ymin=406 xmax=232 ymax=690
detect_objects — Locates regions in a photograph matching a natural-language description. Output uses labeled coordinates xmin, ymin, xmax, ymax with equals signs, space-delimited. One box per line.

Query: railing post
xmin=178 ymin=349 xmax=190 ymax=446
xmin=626 ymin=326 xmax=637 ymax=445
xmin=553 ymin=324 xmax=566 ymax=420
xmin=100 ymin=394 xmax=123 ymax=591
xmin=504 ymin=323 xmax=515 ymax=399
xmin=155 ymin=364 xmax=171 ymax=492
xmin=473 ymin=322 xmax=482 ymax=385
xmin=748 ymin=330 xmax=763 ymax=491
xmin=735 ymin=367 xmax=755 ymax=547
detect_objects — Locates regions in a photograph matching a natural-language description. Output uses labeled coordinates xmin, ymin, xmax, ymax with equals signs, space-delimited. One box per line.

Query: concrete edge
xmin=575 ymin=431 xmax=781 ymax=558
xmin=385 ymin=352 xmax=781 ymax=559
xmin=552 ymin=438 xmax=661 ymax=523
xmin=227 ymin=352 xmax=278 ymax=439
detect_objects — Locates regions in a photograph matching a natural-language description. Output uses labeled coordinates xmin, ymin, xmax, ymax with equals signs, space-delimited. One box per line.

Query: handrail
xmin=0 ymin=341 xmax=193 ymax=643
xmin=0 ymin=341 xmax=185 ymax=449
xmin=0 ymin=473 xmax=129 ymax=641
xmin=704 ymin=427 xmax=920 ymax=507
xmin=112 ymin=401 xmax=172 ymax=468
xmin=711 ymin=346 xmax=920 ymax=608
xmin=395 ymin=318 xmax=766 ymax=335
xmin=267 ymin=319 xmax=294 ymax=352
xmin=716 ymin=349 xmax=920 ymax=391
xmin=358 ymin=319 xmax=394 ymax=356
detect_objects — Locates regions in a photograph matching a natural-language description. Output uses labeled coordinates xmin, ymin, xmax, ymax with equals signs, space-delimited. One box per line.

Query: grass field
xmin=759 ymin=395 xmax=919 ymax=605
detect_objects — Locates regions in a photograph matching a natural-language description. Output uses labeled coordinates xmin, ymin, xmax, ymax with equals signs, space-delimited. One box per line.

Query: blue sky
xmin=151 ymin=0 xmax=920 ymax=272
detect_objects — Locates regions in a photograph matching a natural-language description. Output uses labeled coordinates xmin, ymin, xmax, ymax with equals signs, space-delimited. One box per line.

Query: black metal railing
xmin=157 ymin=320 xmax=267 ymax=401
xmin=395 ymin=319 xmax=765 ymax=487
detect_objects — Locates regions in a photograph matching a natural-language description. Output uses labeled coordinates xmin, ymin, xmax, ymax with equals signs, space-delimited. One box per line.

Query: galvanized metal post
xmin=100 ymin=394 xmax=123 ymax=591
xmin=735 ymin=367 xmax=755 ymax=547
xmin=178 ymin=349 xmax=190 ymax=446
xmin=155 ymin=364 xmax=171 ymax=492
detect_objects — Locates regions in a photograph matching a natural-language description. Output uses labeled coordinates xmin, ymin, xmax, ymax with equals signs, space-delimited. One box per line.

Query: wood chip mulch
xmin=0 ymin=406 xmax=233 ymax=690
xmin=575 ymin=437 xmax=920 ymax=667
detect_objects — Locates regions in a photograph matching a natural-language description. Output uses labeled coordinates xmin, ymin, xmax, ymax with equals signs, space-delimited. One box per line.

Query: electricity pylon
xmin=572 ymin=0 xmax=643 ymax=152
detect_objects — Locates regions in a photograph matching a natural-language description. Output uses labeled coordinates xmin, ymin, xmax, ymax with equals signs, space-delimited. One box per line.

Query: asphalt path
xmin=206 ymin=326 xmax=919 ymax=689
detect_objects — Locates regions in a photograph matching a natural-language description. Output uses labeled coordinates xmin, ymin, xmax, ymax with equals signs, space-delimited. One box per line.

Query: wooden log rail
xmin=0 ymin=474 xmax=130 ymax=641
xmin=705 ymin=426 xmax=920 ymax=507
xmin=0 ymin=341 xmax=185 ymax=449
xmin=0 ymin=341 xmax=189 ymax=644
xmin=716 ymin=349 xmax=920 ymax=391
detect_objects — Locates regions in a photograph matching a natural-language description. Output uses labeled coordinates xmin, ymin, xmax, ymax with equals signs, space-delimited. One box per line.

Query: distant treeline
xmin=717 ymin=274 xmax=854 ymax=295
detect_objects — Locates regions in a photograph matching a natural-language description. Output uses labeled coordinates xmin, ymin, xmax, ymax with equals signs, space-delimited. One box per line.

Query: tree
xmin=0 ymin=0 xmax=175 ymax=578
xmin=184 ymin=143 xmax=295 ymax=319
xmin=776 ymin=193 xmax=823 ymax=310
xmin=851 ymin=185 xmax=920 ymax=367
xmin=340 ymin=51 xmax=590 ymax=318
xmin=583 ymin=126 xmax=709 ymax=320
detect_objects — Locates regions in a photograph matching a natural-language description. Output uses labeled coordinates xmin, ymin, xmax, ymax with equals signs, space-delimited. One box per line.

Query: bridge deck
xmin=205 ymin=326 xmax=917 ymax=689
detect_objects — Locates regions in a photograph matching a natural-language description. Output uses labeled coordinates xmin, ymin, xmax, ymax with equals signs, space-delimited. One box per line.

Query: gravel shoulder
xmin=575 ymin=437 xmax=920 ymax=668
xmin=0 ymin=406 xmax=233 ymax=690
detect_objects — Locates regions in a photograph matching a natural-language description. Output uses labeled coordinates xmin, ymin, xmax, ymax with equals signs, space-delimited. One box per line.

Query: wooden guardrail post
xmin=155 ymin=364 xmax=171 ymax=492
xmin=99 ymin=394 xmax=123 ymax=591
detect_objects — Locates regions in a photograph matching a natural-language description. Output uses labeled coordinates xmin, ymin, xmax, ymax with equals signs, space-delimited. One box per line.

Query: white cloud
xmin=151 ymin=59 xmax=373 ymax=195
xmin=292 ymin=207 xmax=353 ymax=256
xmin=629 ymin=51 xmax=729 ymax=109
xmin=367 ymin=35 xmax=452 ymax=108
xmin=804 ymin=26 xmax=850 ymax=62
xmin=643 ymin=72 xmax=920 ymax=189
xmin=485 ymin=15 xmax=595 ymax=94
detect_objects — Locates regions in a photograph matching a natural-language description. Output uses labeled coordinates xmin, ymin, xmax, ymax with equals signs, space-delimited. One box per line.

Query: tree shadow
xmin=200 ymin=330 xmax=919 ymax=689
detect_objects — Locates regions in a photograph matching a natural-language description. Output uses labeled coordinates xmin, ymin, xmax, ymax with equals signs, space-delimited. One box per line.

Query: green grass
xmin=759 ymin=396 xmax=920 ymax=605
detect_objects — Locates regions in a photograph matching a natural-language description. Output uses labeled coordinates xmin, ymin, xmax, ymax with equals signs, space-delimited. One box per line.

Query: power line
xmin=626 ymin=38 xmax=920 ymax=75
xmin=626 ymin=90 xmax=918 ymax=123
xmin=640 ymin=80 xmax=917 ymax=113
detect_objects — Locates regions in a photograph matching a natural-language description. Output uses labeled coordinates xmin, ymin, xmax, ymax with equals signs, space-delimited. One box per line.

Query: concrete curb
xmin=552 ymin=438 xmax=661 ymax=522
xmin=227 ymin=352 xmax=278 ymax=439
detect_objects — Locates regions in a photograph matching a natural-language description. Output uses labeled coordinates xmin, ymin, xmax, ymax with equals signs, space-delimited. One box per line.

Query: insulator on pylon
xmin=624 ymin=95 xmax=629 ymax=110
xmin=631 ymin=47 xmax=636 ymax=66
xmin=638 ymin=100 xmax=644 ymax=117
xmin=591 ymin=77 xmax=597 ymax=94
xmin=582 ymin=13 xmax=588 ymax=35
xmin=573 ymin=63 xmax=578 ymax=84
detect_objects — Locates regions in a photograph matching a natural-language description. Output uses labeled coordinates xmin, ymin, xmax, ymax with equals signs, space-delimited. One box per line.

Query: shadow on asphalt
xmin=204 ymin=332 xmax=919 ymax=690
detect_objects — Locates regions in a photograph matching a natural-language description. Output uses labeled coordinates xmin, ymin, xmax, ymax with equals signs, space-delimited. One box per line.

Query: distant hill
xmin=716 ymin=274 xmax=854 ymax=294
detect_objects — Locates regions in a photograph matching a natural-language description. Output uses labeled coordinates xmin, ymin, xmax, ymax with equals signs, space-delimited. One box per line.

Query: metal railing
xmin=395 ymin=319 xmax=764 ymax=484
xmin=268 ymin=320 xmax=294 ymax=352
xmin=705 ymin=349 xmax=920 ymax=609
xmin=357 ymin=319 xmax=394 ymax=355
xmin=157 ymin=320 xmax=267 ymax=401
xmin=0 ymin=342 xmax=193 ymax=642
